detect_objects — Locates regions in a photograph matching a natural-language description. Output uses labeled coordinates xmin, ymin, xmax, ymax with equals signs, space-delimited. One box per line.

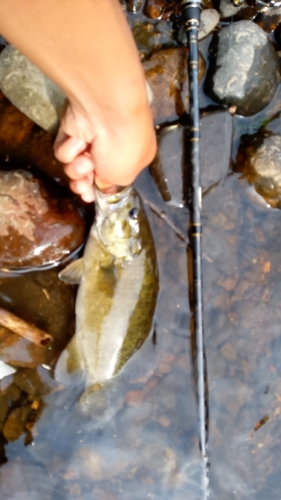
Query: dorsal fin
xmin=58 ymin=258 xmax=84 ymax=284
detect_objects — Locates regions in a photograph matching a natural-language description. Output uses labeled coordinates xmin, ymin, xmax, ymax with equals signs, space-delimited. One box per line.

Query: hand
xmin=54 ymin=97 xmax=156 ymax=202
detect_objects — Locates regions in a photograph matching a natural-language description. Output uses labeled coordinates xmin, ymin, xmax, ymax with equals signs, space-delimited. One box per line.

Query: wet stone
xmin=144 ymin=0 xmax=166 ymax=19
xmin=0 ymin=326 xmax=47 ymax=369
xmin=0 ymin=45 xmax=66 ymax=133
xmin=236 ymin=133 xmax=281 ymax=209
xmin=132 ymin=20 xmax=175 ymax=58
xmin=205 ymin=21 xmax=280 ymax=116
xmin=3 ymin=405 xmax=31 ymax=441
xmin=0 ymin=169 xmax=85 ymax=268
xmin=177 ymin=9 xmax=220 ymax=44
xmin=149 ymin=111 xmax=232 ymax=206
xmin=143 ymin=47 xmax=205 ymax=125
xmin=126 ymin=0 xmax=145 ymax=12
xmin=218 ymin=0 xmax=256 ymax=19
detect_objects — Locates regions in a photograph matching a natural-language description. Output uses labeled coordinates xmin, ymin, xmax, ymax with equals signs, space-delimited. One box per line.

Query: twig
xmin=0 ymin=307 xmax=52 ymax=346
xmin=142 ymin=196 xmax=189 ymax=246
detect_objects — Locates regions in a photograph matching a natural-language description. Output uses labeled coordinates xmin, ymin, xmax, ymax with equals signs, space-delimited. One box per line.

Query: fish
xmin=56 ymin=185 xmax=158 ymax=409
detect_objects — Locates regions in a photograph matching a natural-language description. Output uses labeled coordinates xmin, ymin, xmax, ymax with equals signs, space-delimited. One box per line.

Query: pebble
xmin=205 ymin=21 xmax=280 ymax=116
xmin=220 ymin=342 xmax=237 ymax=361
xmin=144 ymin=0 xmax=166 ymax=19
xmin=125 ymin=390 xmax=145 ymax=406
xmin=237 ymin=134 xmax=281 ymax=208
xmin=0 ymin=45 xmax=66 ymax=133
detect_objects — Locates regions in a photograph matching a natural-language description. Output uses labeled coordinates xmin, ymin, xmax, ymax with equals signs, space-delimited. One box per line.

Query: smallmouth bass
xmin=56 ymin=185 xmax=158 ymax=408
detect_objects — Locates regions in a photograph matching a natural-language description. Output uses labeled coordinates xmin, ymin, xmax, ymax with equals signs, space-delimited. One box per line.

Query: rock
xmin=0 ymin=326 xmax=48 ymax=369
xmin=0 ymin=359 xmax=16 ymax=379
xmin=0 ymin=169 xmax=85 ymax=269
xmin=126 ymin=0 xmax=145 ymax=12
xmin=205 ymin=21 xmax=280 ymax=116
xmin=274 ymin=21 xmax=281 ymax=48
xmin=3 ymin=405 xmax=30 ymax=441
xmin=218 ymin=0 xmax=248 ymax=18
xmin=149 ymin=110 xmax=233 ymax=206
xmin=0 ymin=92 xmax=68 ymax=185
xmin=0 ymin=45 xmax=66 ymax=133
xmin=143 ymin=47 xmax=205 ymax=125
xmin=236 ymin=133 xmax=281 ymax=208
xmin=144 ymin=0 xmax=166 ymax=19
xmin=132 ymin=20 xmax=175 ymax=58
xmin=177 ymin=9 xmax=220 ymax=44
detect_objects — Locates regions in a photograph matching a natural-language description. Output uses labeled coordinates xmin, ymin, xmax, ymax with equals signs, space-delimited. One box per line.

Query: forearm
xmin=0 ymin=0 xmax=156 ymax=190
xmin=0 ymin=0 xmax=152 ymax=138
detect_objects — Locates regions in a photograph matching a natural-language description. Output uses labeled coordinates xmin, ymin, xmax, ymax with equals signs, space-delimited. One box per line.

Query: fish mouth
xmin=94 ymin=185 xmax=133 ymax=206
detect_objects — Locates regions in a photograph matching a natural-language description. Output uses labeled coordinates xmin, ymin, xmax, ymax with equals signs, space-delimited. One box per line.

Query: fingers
xmin=64 ymin=154 xmax=94 ymax=180
xmin=54 ymin=133 xmax=96 ymax=202
xmin=54 ymin=133 xmax=88 ymax=164
xmin=69 ymin=172 xmax=95 ymax=203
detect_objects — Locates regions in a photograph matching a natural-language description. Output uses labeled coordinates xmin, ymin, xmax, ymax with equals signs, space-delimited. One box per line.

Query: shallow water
xmin=1 ymin=5 xmax=281 ymax=500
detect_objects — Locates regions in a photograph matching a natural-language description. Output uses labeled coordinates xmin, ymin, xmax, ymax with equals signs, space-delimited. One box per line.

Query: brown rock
xmin=143 ymin=47 xmax=205 ymax=125
xmin=0 ymin=169 xmax=85 ymax=268
xmin=0 ymin=327 xmax=47 ymax=368
xmin=0 ymin=92 xmax=68 ymax=184
xmin=3 ymin=405 xmax=30 ymax=441
xmin=144 ymin=0 xmax=166 ymax=19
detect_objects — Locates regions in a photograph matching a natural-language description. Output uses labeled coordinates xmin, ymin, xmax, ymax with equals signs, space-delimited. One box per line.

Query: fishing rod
xmin=180 ymin=0 xmax=208 ymax=465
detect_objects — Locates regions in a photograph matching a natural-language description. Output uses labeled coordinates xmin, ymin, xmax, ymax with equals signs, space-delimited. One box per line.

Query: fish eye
xmin=129 ymin=207 xmax=139 ymax=220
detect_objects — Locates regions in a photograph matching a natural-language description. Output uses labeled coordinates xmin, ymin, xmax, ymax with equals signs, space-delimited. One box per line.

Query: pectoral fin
xmin=58 ymin=258 xmax=84 ymax=284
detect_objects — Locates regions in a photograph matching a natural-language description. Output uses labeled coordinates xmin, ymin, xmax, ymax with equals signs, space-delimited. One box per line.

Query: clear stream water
xmin=1 ymin=6 xmax=281 ymax=499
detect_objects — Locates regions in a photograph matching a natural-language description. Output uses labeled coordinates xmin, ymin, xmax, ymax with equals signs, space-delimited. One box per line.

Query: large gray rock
xmin=0 ymin=45 xmax=66 ymax=133
xmin=205 ymin=21 xmax=280 ymax=116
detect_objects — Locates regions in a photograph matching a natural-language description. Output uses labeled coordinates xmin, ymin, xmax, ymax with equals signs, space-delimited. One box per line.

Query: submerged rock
xmin=143 ymin=47 xmax=205 ymax=125
xmin=205 ymin=21 xmax=280 ymax=116
xmin=126 ymin=0 xmax=145 ymax=12
xmin=0 ymin=45 xmax=66 ymax=133
xmin=0 ymin=170 xmax=85 ymax=268
xmin=236 ymin=133 xmax=281 ymax=208
xmin=218 ymin=0 xmax=248 ymax=19
xmin=149 ymin=110 xmax=233 ymax=207
xmin=144 ymin=0 xmax=166 ymax=19
xmin=132 ymin=20 xmax=175 ymax=58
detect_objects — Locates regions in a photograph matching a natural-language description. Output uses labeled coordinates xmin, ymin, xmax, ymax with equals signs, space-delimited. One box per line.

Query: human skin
xmin=0 ymin=0 xmax=156 ymax=201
